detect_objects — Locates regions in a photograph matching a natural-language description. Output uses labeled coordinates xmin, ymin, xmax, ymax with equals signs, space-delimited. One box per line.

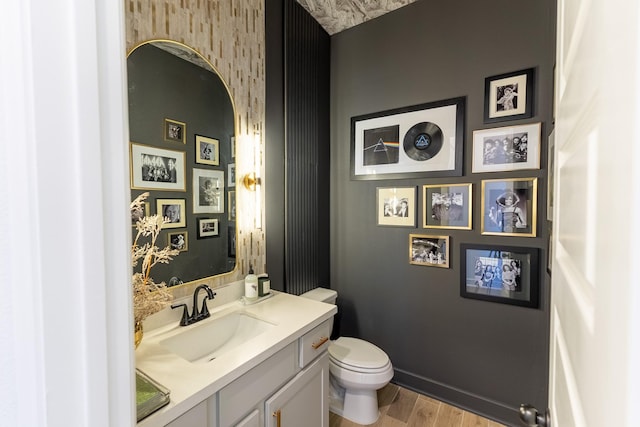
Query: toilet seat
xmin=329 ymin=337 xmax=390 ymax=372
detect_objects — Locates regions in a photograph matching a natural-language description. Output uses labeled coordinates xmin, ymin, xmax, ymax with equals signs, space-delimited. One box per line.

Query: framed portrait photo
xmin=228 ymin=163 xmax=236 ymax=187
xmin=193 ymin=168 xmax=224 ymax=214
xmin=423 ymin=183 xmax=472 ymax=230
xmin=460 ymin=243 xmax=540 ymax=308
xmin=376 ymin=186 xmax=417 ymax=227
xmin=228 ymin=225 xmax=236 ymax=258
xmin=131 ymin=200 xmax=149 ymax=227
xmin=409 ymin=234 xmax=450 ymax=268
xmin=168 ymin=231 xmax=188 ymax=252
xmin=195 ymin=135 xmax=220 ymax=166
xmin=228 ymin=191 xmax=236 ymax=221
xmin=472 ymin=122 xmax=541 ymax=173
xmin=484 ymin=67 xmax=535 ymax=123
xmin=130 ymin=143 xmax=186 ymax=191
xmin=351 ymin=97 xmax=465 ymax=180
xmin=156 ymin=198 xmax=186 ymax=229
xmin=481 ymin=178 xmax=538 ymax=237
xmin=197 ymin=218 xmax=219 ymax=239
xmin=164 ymin=118 xmax=186 ymax=143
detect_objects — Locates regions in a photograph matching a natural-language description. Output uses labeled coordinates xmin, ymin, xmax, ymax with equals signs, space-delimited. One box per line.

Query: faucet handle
xmin=171 ymin=303 xmax=190 ymax=326
xmin=199 ymin=292 xmax=216 ymax=319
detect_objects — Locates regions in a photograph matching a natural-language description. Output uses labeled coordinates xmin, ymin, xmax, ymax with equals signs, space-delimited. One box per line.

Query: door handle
xmin=519 ymin=404 xmax=550 ymax=427
xmin=272 ymin=409 xmax=281 ymax=427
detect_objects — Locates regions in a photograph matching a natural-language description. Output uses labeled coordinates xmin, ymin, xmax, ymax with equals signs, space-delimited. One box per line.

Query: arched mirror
xmin=127 ymin=40 xmax=237 ymax=285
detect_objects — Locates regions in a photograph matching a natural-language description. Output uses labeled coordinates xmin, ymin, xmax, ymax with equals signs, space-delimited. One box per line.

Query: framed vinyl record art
xmin=351 ymin=97 xmax=465 ymax=180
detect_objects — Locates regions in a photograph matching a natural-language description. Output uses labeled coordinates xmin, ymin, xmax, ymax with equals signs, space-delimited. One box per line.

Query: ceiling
xmin=295 ymin=0 xmax=418 ymax=35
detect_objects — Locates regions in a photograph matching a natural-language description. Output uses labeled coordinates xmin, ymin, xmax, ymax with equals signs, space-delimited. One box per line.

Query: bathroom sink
xmin=159 ymin=311 xmax=275 ymax=363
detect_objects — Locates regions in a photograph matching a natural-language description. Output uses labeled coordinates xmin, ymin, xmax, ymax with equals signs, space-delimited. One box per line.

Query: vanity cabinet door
xmin=166 ymin=400 xmax=208 ymax=427
xmin=235 ymin=409 xmax=260 ymax=427
xmin=264 ymin=353 xmax=329 ymax=427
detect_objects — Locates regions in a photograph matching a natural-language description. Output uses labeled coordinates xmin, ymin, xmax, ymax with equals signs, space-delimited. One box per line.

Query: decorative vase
xmin=134 ymin=321 xmax=144 ymax=349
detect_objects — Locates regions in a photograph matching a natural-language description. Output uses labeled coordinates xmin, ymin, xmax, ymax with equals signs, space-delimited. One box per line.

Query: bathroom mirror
xmin=127 ymin=40 xmax=237 ymax=285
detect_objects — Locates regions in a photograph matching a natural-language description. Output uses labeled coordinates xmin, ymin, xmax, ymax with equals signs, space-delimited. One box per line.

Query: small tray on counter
xmin=136 ymin=369 xmax=170 ymax=422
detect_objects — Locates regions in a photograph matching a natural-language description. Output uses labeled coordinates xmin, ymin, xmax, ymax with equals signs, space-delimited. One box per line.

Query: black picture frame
xmin=197 ymin=218 xmax=219 ymax=239
xmin=460 ymin=243 xmax=539 ymax=308
xmin=351 ymin=97 xmax=465 ymax=180
xmin=484 ymin=68 xmax=535 ymax=124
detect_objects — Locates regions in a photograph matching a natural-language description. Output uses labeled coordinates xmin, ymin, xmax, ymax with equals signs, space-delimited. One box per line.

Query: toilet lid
xmin=328 ymin=337 xmax=390 ymax=370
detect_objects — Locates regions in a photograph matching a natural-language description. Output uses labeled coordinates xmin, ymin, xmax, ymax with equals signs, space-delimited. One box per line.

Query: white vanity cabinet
xmin=165 ymin=397 xmax=217 ymax=427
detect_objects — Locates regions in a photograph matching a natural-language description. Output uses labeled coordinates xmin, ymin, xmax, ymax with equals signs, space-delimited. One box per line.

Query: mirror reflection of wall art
xmin=197 ymin=218 xmax=219 ymax=239
xmin=131 ymin=201 xmax=149 ymax=228
xmin=130 ymin=143 xmax=186 ymax=191
xmin=164 ymin=118 xmax=186 ymax=143
xmin=195 ymin=134 xmax=219 ymax=166
xmin=228 ymin=225 xmax=236 ymax=258
xmin=460 ymin=243 xmax=539 ymax=308
xmin=376 ymin=186 xmax=416 ymax=227
xmin=409 ymin=234 xmax=450 ymax=268
xmin=168 ymin=231 xmax=188 ymax=252
xmin=228 ymin=163 xmax=236 ymax=187
xmin=472 ymin=122 xmax=541 ymax=173
xmin=228 ymin=191 xmax=236 ymax=221
xmin=484 ymin=67 xmax=535 ymax=123
xmin=423 ymin=183 xmax=472 ymax=230
xmin=156 ymin=198 xmax=186 ymax=229
xmin=481 ymin=178 xmax=538 ymax=237
xmin=193 ymin=168 xmax=224 ymax=214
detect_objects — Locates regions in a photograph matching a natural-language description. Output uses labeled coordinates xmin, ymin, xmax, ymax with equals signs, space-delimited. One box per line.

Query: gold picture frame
xmin=164 ymin=118 xmax=186 ymax=143
xmin=376 ymin=186 xmax=417 ymax=227
xmin=422 ymin=183 xmax=472 ymax=230
xmin=156 ymin=198 xmax=186 ymax=229
xmin=481 ymin=178 xmax=538 ymax=237
xmin=195 ymin=134 xmax=220 ymax=166
xmin=409 ymin=234 xmax=450 ymax=268
xmin=167 ymin=231 xmax=188 ymax=252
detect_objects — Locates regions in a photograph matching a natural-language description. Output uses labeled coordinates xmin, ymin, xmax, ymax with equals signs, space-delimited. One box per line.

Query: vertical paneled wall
xmin=283 ymin=0 xmax=330 ymax=295
xmin=125 ymin=0 xmax=266 ymax=294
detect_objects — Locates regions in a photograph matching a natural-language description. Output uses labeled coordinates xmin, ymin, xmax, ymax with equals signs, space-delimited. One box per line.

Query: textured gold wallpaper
xmin=126 ymin=0 xmax=265 ymax=293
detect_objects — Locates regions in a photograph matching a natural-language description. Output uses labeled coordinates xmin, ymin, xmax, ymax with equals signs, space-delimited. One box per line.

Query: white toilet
xmin=301 ymin=288 xmax=394 ymax=425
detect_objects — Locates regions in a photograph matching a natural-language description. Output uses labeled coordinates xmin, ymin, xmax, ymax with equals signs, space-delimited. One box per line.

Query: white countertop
xmin=135 ymin=289 xmax=337 ymax=427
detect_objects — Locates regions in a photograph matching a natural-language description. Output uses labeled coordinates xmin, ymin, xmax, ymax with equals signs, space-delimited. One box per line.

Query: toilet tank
xmin=300 ymin=287 xmax=337 ymax=305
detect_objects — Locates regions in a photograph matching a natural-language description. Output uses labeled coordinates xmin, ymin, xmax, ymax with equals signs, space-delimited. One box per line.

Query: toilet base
xmin=328 ymin=376 xmax=380 ymax=425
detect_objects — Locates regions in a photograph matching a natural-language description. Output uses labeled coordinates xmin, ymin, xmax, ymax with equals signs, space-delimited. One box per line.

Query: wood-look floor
xmin=329 ymin=383 xmax=507 ymax=427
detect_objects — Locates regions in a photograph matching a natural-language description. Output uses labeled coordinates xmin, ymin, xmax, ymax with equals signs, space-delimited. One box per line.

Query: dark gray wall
xmin=330 ymin=1 xmax=555 ymax=425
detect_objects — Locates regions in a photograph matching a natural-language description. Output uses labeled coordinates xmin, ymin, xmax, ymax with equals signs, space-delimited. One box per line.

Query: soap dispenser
xmin=244 ymin=265 xmax=258 ymax=301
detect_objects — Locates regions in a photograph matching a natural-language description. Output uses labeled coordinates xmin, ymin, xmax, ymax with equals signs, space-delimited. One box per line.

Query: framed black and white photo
xmin=409 ymin=234 xmax=450 ymax=268
xmin=351 ymin=97 xmax=465 ymax=180
xmin=228 ymin=191 xmax=236 ymax=221
xmin=376 ymin=186 xmax=417 ymax=227
xmin=472 ymin=122 xmax=541 ymax=173
xmin=423 ymin=183 xmax=472 ymax=230
xmin=130 ymin=143 xmax=186 ymax=191
xmin=228 ymin=225 xmax=236 ymax=258
xmin=481 ymin=178 xmax=538 ymax=237
xmin=164 ymin=118 xmax=186 ymax=143
xmin=193 ymin=168 xmax=224 ymax=214
xmin=460 ymin=243 xmax=539 ymax=308
xmin=168 ymin=231 xmax=188 ymax=252
xmin=195 ymin=135 xmax=219 ymax=166
xmin=131 ymin=200 xmax=149 ymax=227
xmin=484 ymin=67 xmax=535 ymax=123
xmin=197 ymin=218 xmax=219 ymax=239
xmin=156 ymin=198 xmax=186 ymax=229
xmin=228 ymin=163 xmax=236 ymax=187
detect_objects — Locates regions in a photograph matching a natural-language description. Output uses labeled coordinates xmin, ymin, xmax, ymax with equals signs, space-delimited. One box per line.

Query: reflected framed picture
xmin=472 ymin=122 xmax=541 ymax=173
xmin=168 ymin=231 xmax=188 ymax=252
xmin=484 ymin=67 xmax=534 ymax=123
xmin=228 ymin=225 xmax=236 ymax=258
xmin=460 ymin=243 xmax=539 ymax=308
xmin=156 ymin=198 xmax=186 ymax=229
xmin=409 ymin=234 xmax=450 ymax=268
xmin=481 ymin=178 xmax=538 ymax=237
xmin=193 ymin=168 xmax=224 ymax=214
xmin=197 ymin=218 xmax=219 ymax=239
xmin=164 ymin=118 xmax=186 ymax=143
xmin=376 ymin=186 xmax=417 ymax=227
xmin=228 ymin=191 xmax=236 ymax=221
xmin=195 ymin=135 xmax=219 ymax=166
xmin=131 ymin=201 xmax=149 ymax=227
xmin=423 ymin=183 xmax=472 ymax=230
xmin=547 ymin=130 xmax=555 ymax=221
xmin=130 ymin=143 xmax=186 ymax=191
xmin=351 ymin=97 xmax=465 ymax=180
xmin=228 ymin=163 xmax=236 ymax=187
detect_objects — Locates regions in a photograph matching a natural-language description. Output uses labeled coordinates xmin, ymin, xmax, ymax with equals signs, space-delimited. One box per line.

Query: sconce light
xmin=242 ymin=172 xmax=262 ymax=191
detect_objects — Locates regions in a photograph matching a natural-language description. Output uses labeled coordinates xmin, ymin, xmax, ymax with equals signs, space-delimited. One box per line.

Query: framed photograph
xmin=164 ymin=118 xmax=186 ymax=143
xmin=484 ymin=67 xmax=535 ymax=123
xmin=547 ymin=129 xmax=555 ymax=221
xmin=195 ymin=135 xmax=219 ymax=166
xmin=423 ymin=183 xmax=472 ymax=230
xmin=228 ymin=225 xmax=236 ymax=258
xmin=376 ymin=186 xmax=417 ymax=227
xmin=168 ymin=231 xmax=188 ymax=252
xmin=351 ymin=97 xmax=465 ymax=180
xmin=472 ymin=122 xmax=541 ymax=173
xmin=481 ymin=178 xmax=538 ymax=237
xmin=231 ymin=136 xmax=236 ymax=158
xmin=131 ymin=201 xmax=149 ymax=227
xmin=197 ymin=218 xmax=219 ymax=239
xmin=228 ymin=163 xmax=236 ymax=187
xmin=228 ymin=191 xmax=236 ymax=221
xmin=409 ymin=234 xmax=450 ymax=268
xmin=156 ymin=198 xmax=186 ymax=229
xmin=193 ymin=168 xmax=224 ymax=214
xmin=130 ymin=143 xmax=186 ymax=191
xmin=460 ymin=243 xmax=540 ymax=308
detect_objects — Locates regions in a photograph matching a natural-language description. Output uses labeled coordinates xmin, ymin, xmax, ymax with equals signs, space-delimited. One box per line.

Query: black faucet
xmin=171 ymin=284 xmax=216 ymax=326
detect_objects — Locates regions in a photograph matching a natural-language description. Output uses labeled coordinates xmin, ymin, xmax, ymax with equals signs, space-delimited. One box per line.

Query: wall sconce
xmin=242 ymin=172 xmax=261 ymax=191
xmin=240 ymin=131 xmax=263 ymax=230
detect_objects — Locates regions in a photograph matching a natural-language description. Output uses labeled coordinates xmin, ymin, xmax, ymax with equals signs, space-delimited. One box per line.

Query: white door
xmin=547 ymin=0 xmax=640 ymax=426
